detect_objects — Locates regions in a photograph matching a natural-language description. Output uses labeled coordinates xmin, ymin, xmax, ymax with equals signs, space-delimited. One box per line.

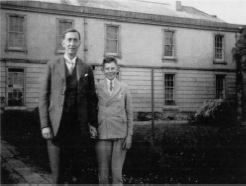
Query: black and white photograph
xmin=1 ymin=0 xmax=246 ymax=184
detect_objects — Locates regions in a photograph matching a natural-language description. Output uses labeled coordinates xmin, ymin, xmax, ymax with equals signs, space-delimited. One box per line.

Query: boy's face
xmin=102 ymin=62 xmax=118 ymax=80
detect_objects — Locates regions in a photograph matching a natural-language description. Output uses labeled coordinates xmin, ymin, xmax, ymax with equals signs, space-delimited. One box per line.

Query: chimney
xmin=176 ymin=1 xmax=182 ymax=11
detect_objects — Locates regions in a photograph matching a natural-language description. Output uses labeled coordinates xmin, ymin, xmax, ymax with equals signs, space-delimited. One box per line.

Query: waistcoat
xmin=64 ymin=64 xmax=78 ymax=112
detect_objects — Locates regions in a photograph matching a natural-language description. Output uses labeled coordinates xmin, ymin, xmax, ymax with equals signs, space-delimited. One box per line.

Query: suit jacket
xmin=96 ymin=79 xmax=133 ymax=139
xmin=39 ymin=57 xmax=98 ymax=137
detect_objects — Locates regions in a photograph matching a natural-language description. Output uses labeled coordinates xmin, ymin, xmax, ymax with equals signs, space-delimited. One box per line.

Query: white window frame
xmin=164 ymin=73 xmax=176 ymax=105
xmin=163 ymin=29 xmax=176 ymax=61
xmin=213 ymin=34 xmax=226 ymax=64
xmin=6 ymin=67 xmax=26 ymax=107
xmin=56 ymin=18 xmax=74 ymax=54
xmin=5 ymin=14 xmax=27 ymax=52
xmin=104 ymin=24 xmax=121 ymax=58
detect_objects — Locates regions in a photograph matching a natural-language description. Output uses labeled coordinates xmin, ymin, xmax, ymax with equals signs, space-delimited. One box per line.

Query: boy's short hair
xmin=102 ymin=57 xmax=118 ymax=68
xmin=63 ymin=28 xmax=81 ymax=40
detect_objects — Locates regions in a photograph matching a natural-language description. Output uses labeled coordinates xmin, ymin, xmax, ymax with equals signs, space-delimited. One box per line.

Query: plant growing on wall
xmin=232 ymin=26 xmax=246 ymax=122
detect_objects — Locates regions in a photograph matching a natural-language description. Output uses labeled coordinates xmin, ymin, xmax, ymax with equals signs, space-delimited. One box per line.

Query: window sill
xmin=5 ymin=48 xmax=27 ymax=53
xmin=104 ymin=53 xmax=122 ymax=59
xmin=163 ymin=105 xmax=179 ymax=111
xmin=56 ymin=49 xmax=65 ymax=55
xmin=162 ymin=57 xmax=178 ymax=62
xmin=213 ymin=60 xmax=227 ymax=64
xmin=4 ymin=106 xmax=27 ymax=110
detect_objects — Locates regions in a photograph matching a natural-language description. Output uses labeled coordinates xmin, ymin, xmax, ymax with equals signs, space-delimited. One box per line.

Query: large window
xmin=216 ymin=75 xmax=225 ymax=99
xmin=56 ymin=19 xmax=74 ymax=53
xmin=7 ymin=68 xmax=25 ymax=106
xmin=164 ymin=74 xmax=175 ymax=105
xmin=105 ymin=25 xmax=120 ymax=57
xmin=6 ymin=14 xmax=26 ymax=52
xmin=163 ymin=30 xmax=176 ymax=60
xmin=214 ymin=34 xmax=225 ymax=62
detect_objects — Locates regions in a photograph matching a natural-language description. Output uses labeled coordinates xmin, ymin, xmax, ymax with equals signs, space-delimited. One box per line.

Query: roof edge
xmin=0 ymin=0 xmax=243 ymax=32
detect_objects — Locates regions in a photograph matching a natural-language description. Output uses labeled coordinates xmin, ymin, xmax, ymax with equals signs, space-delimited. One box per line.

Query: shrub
xmin=188 ymin=99 xmax=238 ymax=125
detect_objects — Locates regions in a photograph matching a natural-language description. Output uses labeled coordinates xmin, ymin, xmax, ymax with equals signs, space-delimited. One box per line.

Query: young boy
xmin=93 ymin=56 xmax=133 ymax=185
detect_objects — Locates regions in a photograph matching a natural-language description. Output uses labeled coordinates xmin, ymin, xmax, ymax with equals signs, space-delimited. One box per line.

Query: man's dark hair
xmin=102 ymin=57 xmax=118 ymax=67
xmin=63 ymin=28 xmax=81 ymax=40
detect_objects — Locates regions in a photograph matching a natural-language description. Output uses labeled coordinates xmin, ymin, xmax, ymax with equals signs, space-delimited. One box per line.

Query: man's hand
xmin=123 ymin=135 xmax=132 ymax=149
xmin=89 ymin=125 xmax=98 ymax=139
xmin=42 ymin=127 xmax=53 ymax=139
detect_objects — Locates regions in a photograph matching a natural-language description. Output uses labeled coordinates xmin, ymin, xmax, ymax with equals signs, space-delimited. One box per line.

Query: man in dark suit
xmin=39 ymin=28 xmax=98 ymax=184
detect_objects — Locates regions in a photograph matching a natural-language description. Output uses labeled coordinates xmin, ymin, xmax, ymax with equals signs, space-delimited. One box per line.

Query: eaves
xmin=0 ymin=1 xmax=243 ymax=33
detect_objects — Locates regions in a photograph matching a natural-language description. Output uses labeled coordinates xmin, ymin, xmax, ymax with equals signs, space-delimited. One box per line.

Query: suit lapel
xmin=58 ymin=58 xmax=66 ymax=86
xmin=76 ymin=58 xmax=84 ymax=81
xmin=100 ymin=80 xmax=110 ymax=98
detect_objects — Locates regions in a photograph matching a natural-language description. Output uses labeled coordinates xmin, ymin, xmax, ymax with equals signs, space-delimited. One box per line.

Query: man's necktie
xmin=70 ymin=62 xmax=75 ymax=73
xmin=110 ymin=81 xmax=113 ymax=91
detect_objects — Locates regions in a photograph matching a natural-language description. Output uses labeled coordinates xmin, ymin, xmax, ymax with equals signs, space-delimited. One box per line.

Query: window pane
xmin=8 ymin=69 xmax=24 ymax=106
xmin=8 ymin=16 xmax=25 ymax=48
xmin=59 ymin=21 xmax=72 ymax=36
xmin=9 ymin=17 xmax=15 ymax=32
xmin=106 ymin=40 xmax=117 ymax=53
xmin=165 ymin=45 xmax=173 ymax=56
xmin=215 ymin=35 xmax=224 ymax=60
xmin=59 ymin=22 xmax=63 ymax=35
xmin=17 ymin=33 xmax=24 ymax=47
xmin=106 ymin=26 xmax=118 ymax=54
xmin=164 ymin=74 xmax=175 ymax=105
xmin=19 ymin=17 xmax=24 ymax=32
xmin=216 ymin=76 xmax=225 ymax=99
xmin=107 ymin=26 xmax=118 ymax=39
xmin=164 ymin=31 xmax=174 ymax=57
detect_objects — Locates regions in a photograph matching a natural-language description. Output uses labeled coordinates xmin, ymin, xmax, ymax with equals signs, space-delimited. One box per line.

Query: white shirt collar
xmin=106 ymin=78 xmax=116 ymax=87
xmin=64 ymin=54 xmax=77 ymax=64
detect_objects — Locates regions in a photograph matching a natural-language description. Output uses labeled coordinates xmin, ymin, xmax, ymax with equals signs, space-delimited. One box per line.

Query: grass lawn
xmin=1 ymin=110 xmax=246 ymax=184
xmin=124 ymin=123 xmax=246 ymax=184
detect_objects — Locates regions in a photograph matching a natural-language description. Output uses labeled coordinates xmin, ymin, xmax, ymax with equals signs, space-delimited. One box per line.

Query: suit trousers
xmin=96 ymin=139 xmax=127 ymax=185
xmin=47 ymin=108 xmax=80 ymax=184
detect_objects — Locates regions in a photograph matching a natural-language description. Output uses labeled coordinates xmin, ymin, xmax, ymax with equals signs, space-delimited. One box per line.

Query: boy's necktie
xmin=110 ymin=81 xmax=113 ymax=91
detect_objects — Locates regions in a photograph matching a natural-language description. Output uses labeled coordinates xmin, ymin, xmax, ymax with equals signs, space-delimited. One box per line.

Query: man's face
xmin=62 ymin=32 xmax=81 ymax=57
xmin=102 ymin=62 xmax=118 ymax=81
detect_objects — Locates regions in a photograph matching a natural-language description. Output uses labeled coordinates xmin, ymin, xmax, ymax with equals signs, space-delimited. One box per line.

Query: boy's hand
xmin=42 ymin=127 xmax=53 ymax=139
xmin=123 ymin=135 xmax=132 ymax=149
xmin=89 ymin=125 xmax=98 ymax=138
